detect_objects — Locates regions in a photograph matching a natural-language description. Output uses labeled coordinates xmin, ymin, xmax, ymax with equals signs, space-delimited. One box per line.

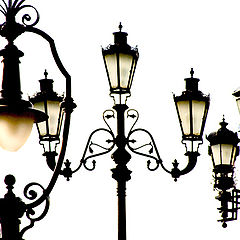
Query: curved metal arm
xmin=23 ymin=26 xmax=75 ymax=209
xmin=127 ymin=128 xmax=200 ymax=180
xmin=72 ymin=128 xmax=115 ymax=174
xmin=171 ymin=151 xmax=199 ymax=181
xmin=20 ymin=183 xmax=50 ymax=238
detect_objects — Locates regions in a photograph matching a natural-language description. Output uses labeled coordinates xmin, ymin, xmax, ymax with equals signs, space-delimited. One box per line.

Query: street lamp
xmin=0 ymin=0 xmax=221 ymax=238
xmin=65 ymin=24 xmax=210 ymax=240
xmin=173 ymin=68 xmax=209 ymax=143
xmin=0 ymin=0 xmax=75 ymax=239
xmin=207 ymin=117 xmax=240 ymax=228
xmin=205 ymin=87 xmax=240 ymax=228
xmin=102 ymin=22 xmax=139 ymax=104
xmin=29 ymin=70 xmax=65 ymax=170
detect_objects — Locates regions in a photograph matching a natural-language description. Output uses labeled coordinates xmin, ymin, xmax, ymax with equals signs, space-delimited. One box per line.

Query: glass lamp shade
xmin=174 ymin=69 xmax=210 ymax=141
xmin=0 ymin=101 xmax=47 ymax=151
xmin=0 ymin=44 xmax=47 ymax=151
xmin=33 ymin=100 xmax=63 ymax=141
xmin=102 ymin=26 xmax=139 ymax=95
xmin=29 ymin=72 xmax=64 ymax=143
xmin=210 ymin=144 xmax=237 ymax=167
xmin=0 ymin=112 xmax=34 ymax=151
xmin=207 ymin=119 xmax=239 ymax=173
xmin=103 ymin=52 xmax=138 ymax=94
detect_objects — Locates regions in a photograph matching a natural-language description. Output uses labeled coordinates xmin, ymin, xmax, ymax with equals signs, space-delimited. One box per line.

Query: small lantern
xmin=207 ymin=118 xmax=239 ymax=190
xmin=173 ymin=68 xmax=210 ymax=142
xmin=233 ymin=88 xmax=240 ymax=115
xmin=102 ymin=23 xmax=139 ymax=100
xmin=30 ymin=70 xmax=64 ymax=168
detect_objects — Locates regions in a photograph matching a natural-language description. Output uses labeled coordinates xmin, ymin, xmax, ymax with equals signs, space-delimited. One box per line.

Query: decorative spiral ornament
xmin=19 ymin=5 xmax=39 ymax=26
xmin=0 ymin=0 xmax=40 ymax=26
xmin=20 ymin=181 xmax=50 ymax=238
xmin=23 ymin=182 xmax=45 ymax=201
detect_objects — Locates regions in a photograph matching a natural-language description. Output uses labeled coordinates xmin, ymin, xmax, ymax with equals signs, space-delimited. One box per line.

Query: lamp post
xmin=0 ymin=0 xmax=75 ymax=239
xmin=205 ymin=86 xmax=240 ymax=228
xmin=64 ymin=24 xmax=210 ymax=240
xmin=207 ymin=117 xmax=240 ymax=228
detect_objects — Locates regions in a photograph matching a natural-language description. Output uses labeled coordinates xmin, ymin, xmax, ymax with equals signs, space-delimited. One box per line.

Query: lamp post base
xmin=0 ymin=175 xmax=26 ymax=240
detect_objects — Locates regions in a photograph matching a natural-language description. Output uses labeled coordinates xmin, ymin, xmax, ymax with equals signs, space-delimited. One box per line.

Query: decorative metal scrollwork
xmin=20 ymin=182 xmax=50 ymax=238
xmin=70 ymin=127 xmax=115 ymax=175
xmin=126 ymin=109 xmax=139 ymax=133
xmin=103 ymin=109 xmax=115 ymax=133
xmin=127 ymin=128 xmax=170 ymax=173
xmin=0 ymin=0 xmax=39 ymax=26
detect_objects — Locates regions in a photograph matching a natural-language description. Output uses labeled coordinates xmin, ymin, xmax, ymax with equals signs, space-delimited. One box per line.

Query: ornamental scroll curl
xmin=127 ymin=127 xmax=170 ymax=173
xmin=71 ymin=127 xmax=115 ymax=174
xmin=67 ymin=109 xmax=116 ymax=177
xmin=20 ymin=182 xmax=50 ymax=238
xmin=0 ymin=0 xmax=39 ymax=26
xmin=126 ymin=108 xmax=168 ymax=172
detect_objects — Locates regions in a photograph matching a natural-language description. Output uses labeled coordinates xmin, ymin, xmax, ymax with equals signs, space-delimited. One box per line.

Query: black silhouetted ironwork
xmin=207 ymin=118 xmax=240 ymax=228
xmin=29 ymin=70 xmax=65 ymax=170
xmin=0 ymin=0 xmax=75 ymax=239
xmin=63 ymin=25 xmax=210 ymax=240
xmin=0 ymin=0 xmax=225 ymax=238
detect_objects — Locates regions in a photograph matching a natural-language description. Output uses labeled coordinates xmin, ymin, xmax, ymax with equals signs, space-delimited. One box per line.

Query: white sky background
xmin=1 ymin=0 xmax=240 ymax=239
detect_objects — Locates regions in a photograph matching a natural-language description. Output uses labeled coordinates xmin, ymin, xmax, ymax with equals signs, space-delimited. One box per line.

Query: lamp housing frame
xmin=173 ymin=69 xmax=210 ymax=142
xmin=102 ymin=24 xmax=139 ymax=97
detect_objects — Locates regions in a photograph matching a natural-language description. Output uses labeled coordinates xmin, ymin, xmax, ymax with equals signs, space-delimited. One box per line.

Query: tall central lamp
xmin=63 ymin=24 xmax=210 ymax=240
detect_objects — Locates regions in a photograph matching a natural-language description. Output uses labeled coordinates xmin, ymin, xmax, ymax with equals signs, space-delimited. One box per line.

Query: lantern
xmin=207 ymin=118 xmax=239 ymax=190
xmin=102 ymin=23 xmax=139 ymax=102
xmin=29 ymin=71 xmax=64 ymax=169
xmin=174 ymin=68 xmax=210 ymax=142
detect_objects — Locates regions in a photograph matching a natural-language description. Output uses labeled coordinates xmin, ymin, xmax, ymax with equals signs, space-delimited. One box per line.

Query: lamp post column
xmin=111 ymin=104 xmax=132 ymax=240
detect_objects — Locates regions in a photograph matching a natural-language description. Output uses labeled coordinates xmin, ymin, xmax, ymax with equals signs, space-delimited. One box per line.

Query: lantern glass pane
xmin=119 ymin=53 xmax=133 ymax=89
xmin=192 ymin=100 xmax=207 ymax=135
xmin=34 ymin=100 xmax=61 ymax=137
xmin=232 ymin=146 xmax=237 ymax=165
xmin=33 ymin=101 xmax=47 ymax=136
xmin=176 ymin=100 xmax=190 ymax=135
xmin=211 ymin=144 xmax=235 ymax=166
xmin=0 ymin=112 xmax=34 ymax=151
xmin=47 ymin=100 xmax=61 ymax=135
xmin=236 ymin=98 xmax=240 ymax=115
xmin=105 ymin=54 xmax=118 ymax=89
xmin=176 ymin=100 xmax=207 ymax=137
xmin=129 ymin=59 xmax=136 ymax=89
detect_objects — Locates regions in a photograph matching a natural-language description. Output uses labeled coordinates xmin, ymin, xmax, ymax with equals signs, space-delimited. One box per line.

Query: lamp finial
xmin=190 ymin=68 xmax=194 ymax=78
xmin=220 ymin=115 xmax=228 ymax=128
xmin=44 ymin=69 xmax=48 ymax=79
xmin=119 ymin=22 xmax=123 ymax=32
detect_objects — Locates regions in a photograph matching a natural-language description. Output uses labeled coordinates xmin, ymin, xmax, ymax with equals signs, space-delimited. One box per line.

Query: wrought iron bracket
xmin=69 ymin=104 xmax=200 ymax=182
xmin=127 ymin=127 xmax=200 ymax=181
xmin=0 ymin=175 xmax=50 ymax=240
xmin=68 ymin=127 xmax=115 ymax=176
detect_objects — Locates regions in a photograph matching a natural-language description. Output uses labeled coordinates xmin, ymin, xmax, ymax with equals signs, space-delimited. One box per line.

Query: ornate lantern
xmin=30 ymin=70 xmax=64 ymax=170
xmin=174 ymin=68 xmax=210 ymax=144
xmin=207 ymin=118 xmax=239 ymax=190
xmin=102 ymin=23 xmax=139 ymax=103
